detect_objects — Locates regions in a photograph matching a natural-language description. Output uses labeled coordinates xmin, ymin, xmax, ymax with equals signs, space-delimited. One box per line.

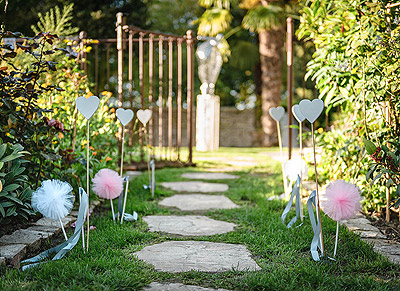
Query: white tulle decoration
xmin=32 ymin=180 xmax=74 ymax=220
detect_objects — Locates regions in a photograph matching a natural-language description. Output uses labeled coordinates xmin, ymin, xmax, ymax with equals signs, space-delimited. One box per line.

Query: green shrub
xmin=0 ymin=139 xmax=35 ymax=220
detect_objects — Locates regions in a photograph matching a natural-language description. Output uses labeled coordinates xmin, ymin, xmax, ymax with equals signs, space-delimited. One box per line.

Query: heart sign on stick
xmin=298 ymin=99 xmax=324 ymax=123
xmin=269 ymin=106 xmax=285 ymax=122
xmin=76 ymin=96 xmax=100 ymax=120
xmin=292 ymin=104 xmax=306 ymax=123
xmin=137 ymin=109 xmax=152 ymax=125
xmin=116 ymin=108 xmax=134 ymax=126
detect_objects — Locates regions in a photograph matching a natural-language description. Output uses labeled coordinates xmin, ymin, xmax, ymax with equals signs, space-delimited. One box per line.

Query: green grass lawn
xmin=1 ymin=148 xmax=399 ymax=290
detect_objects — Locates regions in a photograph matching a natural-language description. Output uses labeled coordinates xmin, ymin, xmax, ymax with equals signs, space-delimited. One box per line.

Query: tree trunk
xmin=258 ymin=28 xmax=284 ymax=146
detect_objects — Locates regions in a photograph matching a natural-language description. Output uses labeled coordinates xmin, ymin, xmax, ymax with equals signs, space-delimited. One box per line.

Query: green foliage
xmin=242 ymin=4 xmax=283 ymax=32
xmin=197 ymin=8 xmax=233 ymax=36
xmin=298 ymin=0 xmax=400 ymax=216
xmin=0 ymin=31 xmax=64 ymax=187
xmin=0 ymin=139 xmax=35 ymax=220
xmin=31 ymin=4 xmax=79 ymax=37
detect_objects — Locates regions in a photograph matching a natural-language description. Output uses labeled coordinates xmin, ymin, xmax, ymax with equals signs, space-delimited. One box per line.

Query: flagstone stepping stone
xmin=181 ymin=172 xmax=239 ymax=180
xmin=134 ymin=241 xmax=261 ymax=273
xmin=143 ymin=282 xmax=230 ymax=291
xmin=161 ymin=181 xmax=228 ymax=193
xmin=126 ymin=170 xmax=142 ymax=178
xmin=159 ymin=194 xmax=239 ymax=211
xmin=143 ymin=215 xmax=236 ymax=236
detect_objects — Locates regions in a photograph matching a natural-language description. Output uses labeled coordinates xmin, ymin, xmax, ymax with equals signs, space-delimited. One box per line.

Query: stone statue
xmin=196 ymin=34 xmax=224 ymax=95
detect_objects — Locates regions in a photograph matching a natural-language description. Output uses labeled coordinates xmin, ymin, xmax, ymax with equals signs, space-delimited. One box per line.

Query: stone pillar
xmin=196 ymin=94 xmax=220 ymax=151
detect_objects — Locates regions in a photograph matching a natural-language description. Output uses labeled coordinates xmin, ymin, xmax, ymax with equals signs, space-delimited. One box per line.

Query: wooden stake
xmin=311 ymin=123 xmax=325 ymax=257
xmin=79 ymin=192 xmax=85 ymax=250
xmin=299 ymin=122 xmax=304 ymax=221
xmin=86 ymin=120 xmax=90 ymax=252
xmin=333 ymin=221 xmax=339 ymax=257
xmin=120 ymin=179 xmax=129 ymax=224
xmin=277 ymin=121 xmax=287 ymax=197
xmin=58 ymin=215 xmax=68 ymax=241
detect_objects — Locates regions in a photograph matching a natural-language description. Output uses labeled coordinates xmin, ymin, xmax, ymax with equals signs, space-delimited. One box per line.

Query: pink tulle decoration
xmin=321 ymin=180 xmax=362 ymax=221
xmin=92 ymin=169 xmax=123 ymax=200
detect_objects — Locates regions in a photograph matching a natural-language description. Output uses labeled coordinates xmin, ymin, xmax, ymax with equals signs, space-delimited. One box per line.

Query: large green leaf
xmin=3 ymin=184 xmax=20 ymax=192
xmin=0 ymin=144 xmax=6 ymax=160
xmin=0 ymin=153 xmax=23 ymax=163
xmin=197 ymin=8 xmax=233 ymax=36
xmin=363 ymin=138 xmax=377 ymax=155
xmin=242 ymin=5 xmax=283 ymax=32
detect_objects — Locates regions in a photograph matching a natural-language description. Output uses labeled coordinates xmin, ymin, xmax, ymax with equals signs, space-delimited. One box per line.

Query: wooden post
xmin=158 ymin=36 xmax=164 ymax=160
xmin=149 ymin=34 xmax=154 ymax=152
xmin=94 ymin=44 xmax=99 ymax=95
xmin=128 ymin=31 xmax=134 ymax=147
xmin=168 ymin=38 xmax=173 ymax=160
xmin=287 ymin=17 xmax=293 ymax=160
xmin=186 ymin=30 xmax=194 ymax=164
xmin=116 ymin=13 xmax=125 ymax=106
xmin=177 ymin=38 xmax=182 ymax=161
xmin=79 ymin=31 xmax=87 ymax=74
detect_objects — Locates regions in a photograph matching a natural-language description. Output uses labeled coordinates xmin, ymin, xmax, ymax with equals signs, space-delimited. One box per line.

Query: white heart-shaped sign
xmin=269 ymin=106 xmax=285 ymax=122
xmin=292 ymin=104 xmax=306 ymax=123
xmin=116 ymin=108 xmax=134 ymax=126
xmin=76 ymin=96 xmax=100 ymax=120
xmin=137 ymin=109 xmax=152 ymax=125
xmin=298 ymin=99 xmax=324 ymax=123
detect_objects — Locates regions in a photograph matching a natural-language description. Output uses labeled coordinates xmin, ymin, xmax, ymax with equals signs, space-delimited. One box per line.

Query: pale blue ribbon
xmin=143 ymin=159 xmax=155 ymax=197
xmin=117 ymin=176 xmax=138 ymax=222
xmin=281 ymin=175 xmax=302 ymax=228
xmin=307 ymin=190 xmax=322 ymax=261
xmin=21 ymin=187 xmax=89 ymax=270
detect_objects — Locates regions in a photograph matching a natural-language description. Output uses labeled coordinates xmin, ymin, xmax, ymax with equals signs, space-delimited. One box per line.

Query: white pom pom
xmin=32 ymin=180 xmax=74 ymax=220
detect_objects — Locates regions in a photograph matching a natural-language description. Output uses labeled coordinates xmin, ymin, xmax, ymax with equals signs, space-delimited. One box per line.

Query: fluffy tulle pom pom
xmin=321 ymin=180 xmax=362 ymax=221
xmin=32 ymin=180 xmax=74 ymax=220
xmin=92 ymin=169 xmax=123 ymax=200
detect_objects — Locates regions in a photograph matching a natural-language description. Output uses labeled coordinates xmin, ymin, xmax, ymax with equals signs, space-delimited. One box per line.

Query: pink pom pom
xmin=321 ymin=180 xmax=362 ymax=221
xmin=92 ymin=169 xmax=123 ymax=200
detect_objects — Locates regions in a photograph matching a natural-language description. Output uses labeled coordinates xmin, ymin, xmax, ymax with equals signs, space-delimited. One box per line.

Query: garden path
xmin=137 ymin=172 xmax=260 ymax=290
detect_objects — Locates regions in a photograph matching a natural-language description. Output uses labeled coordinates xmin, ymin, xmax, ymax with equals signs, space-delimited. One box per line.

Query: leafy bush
xmin=0 ymin=139 xmax=35 ymax=220
xmin=298 ymin=0 xmax=400 ymax=217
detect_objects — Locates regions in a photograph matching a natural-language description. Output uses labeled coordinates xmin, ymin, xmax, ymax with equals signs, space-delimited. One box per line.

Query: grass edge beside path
xmin=1 ymin=148 xmax=400 ymax=290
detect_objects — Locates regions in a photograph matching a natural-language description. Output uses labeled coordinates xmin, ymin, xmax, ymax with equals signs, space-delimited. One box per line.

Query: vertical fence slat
xmin=148 ymin=34 xmax=154 ymax=151
xmin=168 ymin=38 xmax=173 ymax=160
xmin=106 ymin=44 xmax=110 ymax=90
xmin=128 ymin=31 xmax=134 ymax=147
xmin=186 ymin=30 xmax=194 ymax=164
xmin=158 ymin=36 xmax=164 ymax=160
xmin=177 ymin=39 xmax=182 ymax=161
xmin=94 ymin=45 xmax=99 ymax=95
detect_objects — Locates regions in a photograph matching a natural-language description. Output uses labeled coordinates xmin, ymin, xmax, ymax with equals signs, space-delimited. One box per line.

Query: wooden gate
xmin=116 ymin=13 xmax=195 ymax=165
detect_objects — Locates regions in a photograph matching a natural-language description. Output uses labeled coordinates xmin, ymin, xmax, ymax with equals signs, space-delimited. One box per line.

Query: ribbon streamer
xmin=307 ymin=190 xmax=322 ymax=261
xmin=117 ymin=177 xmax=138 ymax=222
xmin=143 ymin=160 xmax=156 ymax=196
xmin=21 ymin=188 xmax=89 ymax=270
xmin=281 ymin=176 xmax=302 ymax=228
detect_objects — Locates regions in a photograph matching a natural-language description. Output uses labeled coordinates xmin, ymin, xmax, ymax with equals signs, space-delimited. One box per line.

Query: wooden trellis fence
xmin=115 ymin=13 xmax=195 ymax=165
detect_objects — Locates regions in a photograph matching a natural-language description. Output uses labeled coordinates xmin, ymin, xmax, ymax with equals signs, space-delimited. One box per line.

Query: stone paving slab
xmin=34 ymin=216 xmax=74 ymax=228
xmin=159 ymin=194 xmax=239 ymax=211
xmin=143 ymin=215 xmax=236 ymax=236
xmin=0 ymin=244 xmax=26 ymax=268
xmin=143 ymin=282 xmax=230 ymax=291
xmin=342 ymin=212 xmax=400 ymax=264
xmin=181 ymin=172 xmax=239 ymax=180
xmin=161 ymin=182 xmax=228 ymax=193
xmin=0 ymin=229 xmax=51 ymax=253
xmin=134 ymin=241 xmax=261 ymax=273
xmin=126 ymin=171 xmax=142 ymax=178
